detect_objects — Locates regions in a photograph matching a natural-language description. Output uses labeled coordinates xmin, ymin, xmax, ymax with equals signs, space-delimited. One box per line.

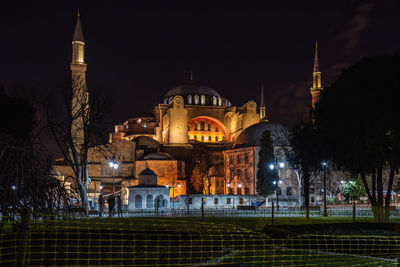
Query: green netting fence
xmin=1 ymin=217 xmax=399 ymax=266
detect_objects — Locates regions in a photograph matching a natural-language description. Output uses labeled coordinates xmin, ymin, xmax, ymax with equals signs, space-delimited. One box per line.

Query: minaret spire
xmin=310 ymin=41 xmax=323 ymax=109
xmin=70 ymin=12 xmax=89 ymax=150
xmin=259 ymin=84 xmax=268 ymax=122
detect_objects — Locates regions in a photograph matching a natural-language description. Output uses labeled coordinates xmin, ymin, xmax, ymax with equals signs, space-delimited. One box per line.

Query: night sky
xmin=1 ymin=1 xmax=400 ymax=128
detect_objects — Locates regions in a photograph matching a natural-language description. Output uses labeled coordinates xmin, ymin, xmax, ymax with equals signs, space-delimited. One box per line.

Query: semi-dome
xmin=233 ymin=122 xmax=289 ymax=148
xmin=161 ymin=80 xmax=232 ymax=107
xmin=142 ymin=152 xmax=175 ymax=160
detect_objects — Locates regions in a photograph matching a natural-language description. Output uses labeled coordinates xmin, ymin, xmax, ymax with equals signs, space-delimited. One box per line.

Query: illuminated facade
xmin=55 ymin=14 xmax=323 ymax=207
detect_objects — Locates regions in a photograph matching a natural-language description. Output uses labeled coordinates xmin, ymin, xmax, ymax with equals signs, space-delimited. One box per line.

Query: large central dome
xmin=164 ymin=80 xmax=221 ymax=98
xmin=160 ymin=79 xmax=231 ymax=107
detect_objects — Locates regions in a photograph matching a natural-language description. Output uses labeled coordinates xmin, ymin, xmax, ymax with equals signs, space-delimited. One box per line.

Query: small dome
xmin=234 ymin=122 xmax=289 ymax=148
xmin=139 ymin=168 xmax=156 ymax=176
xmin=142 ymin=152 xmax=175 ymax=160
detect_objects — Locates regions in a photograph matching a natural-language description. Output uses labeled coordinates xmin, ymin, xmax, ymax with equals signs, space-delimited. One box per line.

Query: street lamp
xmin=166 ymin=182 xmax=181 ymax=211
xmin=109 ymin=159 xmax=119 ymax=196
xmin=321 ymin=161 xmax=328 ymax=217
xmin=11 ymin=185 xmax=16 ymax=190
xmin=269 ymin=161 xmax=285 ymax=210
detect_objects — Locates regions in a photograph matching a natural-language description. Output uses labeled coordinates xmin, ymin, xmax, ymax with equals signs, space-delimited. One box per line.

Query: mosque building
xmin=54 ymin=14 xmax=324 ymax=208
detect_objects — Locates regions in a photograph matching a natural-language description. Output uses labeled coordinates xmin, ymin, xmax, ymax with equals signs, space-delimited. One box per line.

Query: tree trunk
xmin=76 ymin=174 xmax=89 ymax=215
xmin=384 ymin=166 xmax=395 ymax=220
xmin=16 ymin=208 xmax=30 ymax=267
xmin=303 ymin=167 xmax=310 ymax=219
xmin=377 ymin=166 xmax=383 ymax=207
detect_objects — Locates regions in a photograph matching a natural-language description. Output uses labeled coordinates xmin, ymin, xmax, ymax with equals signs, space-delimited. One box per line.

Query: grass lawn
xmin=1 ymin=216 xmax=399 ymax=266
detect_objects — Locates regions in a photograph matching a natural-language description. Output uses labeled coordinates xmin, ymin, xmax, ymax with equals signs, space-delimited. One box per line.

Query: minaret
xmin=70 ymin=11 xmax=89 ymax=149
xmin=259 ymin=84 xmax=268 ymax=122
xmin=310 ymin=41 xmax=323 ymax=109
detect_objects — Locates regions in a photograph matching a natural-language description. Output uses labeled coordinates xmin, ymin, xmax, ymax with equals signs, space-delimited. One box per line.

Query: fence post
xmin=16 ymin=208 xmax=30 ymax=267
xmin=271 ymin=202 xmax=274 ymax=225
xmin=352 ymin=201 xmax=356 ymax=223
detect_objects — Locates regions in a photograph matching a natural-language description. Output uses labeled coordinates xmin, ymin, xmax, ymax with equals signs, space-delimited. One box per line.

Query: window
xmin=135 ymin=195 xmax=142 ymax=209
xmin=215 ymin=126 xmax=219 ymax=132
xmin=146 ymin=195 xmax=153 ymax=208
xmin=208 ymin=136 xmax=211 ymax=141
xmin=245 ymin=187 xmax=250 ymax=195
xmin=222 ymin=136 xmax=226 ymax=141
xmin=187 ymin=125 xmax=190 ymax=131
xmin=239 ymin=198 xmax=243 ymax=204
xmin=227 ymin=198 xmax=231 ymax=204
xmin=194 ymin=135 xmax=197 ymax=140
xmin=200 ymin=121 xmax=205 ymax=130
xmin=194 ymin=123 xmax=198 ymax=130
xmin=213 ymin=96 xmax=217 ymax=106
xmin=244 ymin=154 xmax=249 ymax=163
xmin=194 ymin=95 xmax=199 ymax=104
xmin=214 ymin=198 xmax=218 ymax=204
xmin=201 ymin=136 xmax=204 ymax=141
xmin=168 ymin=97 xmax=173 ymax=104
xmin=215 ymin=136 xmax=219 ymax=142
xmin=188 ymin=95 xmax=192 ymax=104
xmin=218 ymin=97 xmax=222 ymax=106
xmin=207 ymin=124 xmax=211 ymax=131
xmin=244 ymin=169 xmax=248 ymax=179
xmin=201 ymin=95 xmax=205 ymax=105
xmin=310 ymin=188 xmax=315 ymax=194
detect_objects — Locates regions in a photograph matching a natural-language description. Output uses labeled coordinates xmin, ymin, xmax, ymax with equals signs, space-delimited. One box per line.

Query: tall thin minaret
xmin=70 ymin=11 xmax=89 ymax=149
xmin=259 ymin=84 xmax=268 ymax=122
xmin=310 ymin=41 xmax=323 ymax=109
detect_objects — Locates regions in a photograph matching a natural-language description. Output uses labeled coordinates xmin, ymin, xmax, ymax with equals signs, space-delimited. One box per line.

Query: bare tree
xmin=45 ymin=84 xmax=112 ymax=213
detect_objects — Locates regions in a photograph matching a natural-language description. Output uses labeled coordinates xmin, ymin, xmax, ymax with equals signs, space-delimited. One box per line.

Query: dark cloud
xmin=335 ymin=3 xmax=374 ymax=52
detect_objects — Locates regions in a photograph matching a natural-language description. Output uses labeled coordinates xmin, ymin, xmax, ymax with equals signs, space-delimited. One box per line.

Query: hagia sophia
xmin=54 ymin=14 xmax=324 ymax=209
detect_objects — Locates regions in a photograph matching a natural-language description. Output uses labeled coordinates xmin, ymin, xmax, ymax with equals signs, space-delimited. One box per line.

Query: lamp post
xmin=109 ymin=158 xmax=119 ymax=196
xmin=322 ymin=161 xmax=328 ymax=217
xmin=166 ymin=182 xmax=181 ymax=211
xmin=269 ymin=161 xmax=285 ymax=210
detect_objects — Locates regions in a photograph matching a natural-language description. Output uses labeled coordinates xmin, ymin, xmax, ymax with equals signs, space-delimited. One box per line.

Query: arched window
xmin=213 ymin=96 xmax=217 ymax=106
xmin=188 ymin=95 xmax=192 ymax=104
xmin=135 ymin=195 xmax=142 ymax=209
xmin=155 ymin=195 xmax=165 ymax=208
xmin=164 ymin=98 xmax=168 ymax=104
xmin=208 ymin=136 xmax=211 ymax=141
xmin=194 ymin=123 xmax=198 ymax=130
xmin=215 ymin=126 xmax=219 ymax=132
xmin=215 ymin=136 xmax=219 ymax=142
xmin=200 ymin=121 xmax=205 ymax=130
xmin=201 ymin=95 xmax=206 ymax=105
xmin=194 ymin=95 xmax=199 ymax=104
xmin=218 ymin=97 xmax=222 ymax=106
xmin=168 ymin=97 xmax=173 ymax=104
xmin=222 ymin=136 xmax=226 ymax=141
xmin=201 ymin=136 xmax=204 ymax=141
xmin=207 ymin=124 xmax=211 ymax=131
xmin=146 ymin=195 xmax=153 ymax=208
xmin=194 ymin=135 xmax=197 ymax=140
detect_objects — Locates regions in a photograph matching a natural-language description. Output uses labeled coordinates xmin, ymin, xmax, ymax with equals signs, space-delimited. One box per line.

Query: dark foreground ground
xmin=1 ymin=216 xmax=399 ymax=266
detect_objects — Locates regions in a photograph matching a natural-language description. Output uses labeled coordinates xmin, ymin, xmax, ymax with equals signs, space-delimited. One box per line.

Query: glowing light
xmin=269 ymin=164 xmax=275 ymax=170
xmin=166 ymin=184 xmax=169 ymax=188
xmin=273 ymin=181 xmax=276 ymax=185
xmin=227 ymin=183 xmax=231 ymax=187
xmin=279 ymin=162 xmax=285 ymax=168
xmin=11 ymin=185 xmax=16 ymax=190
xmin=238 ymin=183 xmax=242 ymax=188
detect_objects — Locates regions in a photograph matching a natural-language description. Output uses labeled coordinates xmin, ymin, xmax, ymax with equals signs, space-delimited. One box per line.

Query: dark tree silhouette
xmin=314 ymin=53 xmax=400 ymax=220
xmin=256 ymin=131 xmax=277 ymax=197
